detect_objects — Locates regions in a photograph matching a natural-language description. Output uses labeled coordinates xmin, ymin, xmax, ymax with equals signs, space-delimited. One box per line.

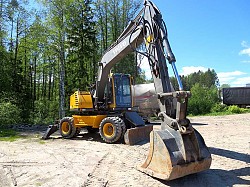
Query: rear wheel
xmin=99 ymin=117 xmax=123 ymax=143
xmin=59 ymin=117 xmax=76 ymax=139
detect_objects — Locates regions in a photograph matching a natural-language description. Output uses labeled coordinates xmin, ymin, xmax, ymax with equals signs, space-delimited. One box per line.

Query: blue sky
xmin=140 ymin=0 xmax=250 ymax=87
xmin=28 ymin=0 xmax=250 ymax=87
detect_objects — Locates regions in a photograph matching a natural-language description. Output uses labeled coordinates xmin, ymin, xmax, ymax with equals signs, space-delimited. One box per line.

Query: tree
xmin=40 ymin=0 xmax=68 ymax=119
xmin=94 ymin=0 xmax=142 ymax=80
xmin=188 ymin=83 xmax=220 ymax=115
xmin=66 ymin=0 xmax=97 ymax=93
xmin=170 ymin=69 xmax=220 ymax=91
xmin=39 ymin=0 xmax=98 ymax=119
xmin=0 ymin=0 xmax=145 ymax=125
xmin=220 ymin=84 xmax=230 ymax=89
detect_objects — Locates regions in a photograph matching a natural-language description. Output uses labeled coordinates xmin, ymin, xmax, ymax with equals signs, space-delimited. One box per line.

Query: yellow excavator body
xmin=70 ymin=91 xmax=93 ymax=110
xmin=72 ymin=115 xmax=107 ymax=128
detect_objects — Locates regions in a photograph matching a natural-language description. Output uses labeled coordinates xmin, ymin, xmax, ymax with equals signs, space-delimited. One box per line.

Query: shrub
xmin=188 ymin=83 xmax=220 ymax=115
xmin=227 ymin=105 xmax=248 ymax=114
xmin=0 ymin=102 xmax=21 ymax=127
xmin=32 ymin=99 xmax=58 ymax=124
xmin=211 ymin=103 xmax=228 ymax=113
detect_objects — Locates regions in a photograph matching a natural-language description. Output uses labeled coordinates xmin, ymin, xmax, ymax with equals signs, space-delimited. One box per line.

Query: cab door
xmin=113 ymin=74 xmax=132 ymax=108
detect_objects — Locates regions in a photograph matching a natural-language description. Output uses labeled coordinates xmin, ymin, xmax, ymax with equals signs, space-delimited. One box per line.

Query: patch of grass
xmin=189 ymin=104 xmax=250 ymax=117
xmin=36 ymin=183 xmax=42 ymax=186
xmin=204 ymin=111 xmax=232 ymax=116
xmin=38 ymin=140 xmax=46 ymax=144
xmin=0 ymin=128 xmax=21 ymax=142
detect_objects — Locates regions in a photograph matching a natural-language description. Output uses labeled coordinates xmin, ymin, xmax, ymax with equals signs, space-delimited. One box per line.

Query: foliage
xmin=227 ymin=105 xmax=249 ymax=114
xmin=188 ymin=84 xmax=220 ymax=115
xmin=0 ymin=0 xmax=144 ymax=126
xmin=0 ymin=101 xmax=21 ymax=127
xmin=32 ymin=99 xmax=59 ymax=124
xmin=94 ymin=0 xmax=142 ymax=79
xmin=220 ymin=84 xmax=230 ymax=89
xmin=3 ymin=0 xmax=243 ymax=125
xmin=209 ymin=104 xmax=250 ymax=116
xmin=211 ymin=103 xmax=228 ymax=113
xmin=171 ymin=69 xmax=219 ymax=91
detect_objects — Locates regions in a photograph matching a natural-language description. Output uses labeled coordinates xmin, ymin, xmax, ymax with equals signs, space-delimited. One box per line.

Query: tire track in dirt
xmin=83 ymin=143 xmax=168 ymax=187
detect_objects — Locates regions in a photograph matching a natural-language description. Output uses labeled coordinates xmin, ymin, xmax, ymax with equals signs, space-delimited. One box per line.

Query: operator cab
xmin=107 ymin=73 xmax=133 ymax=110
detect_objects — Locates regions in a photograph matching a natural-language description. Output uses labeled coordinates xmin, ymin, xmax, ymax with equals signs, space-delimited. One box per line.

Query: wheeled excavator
xmin=43 ymin=0 xmax=211 ymax=180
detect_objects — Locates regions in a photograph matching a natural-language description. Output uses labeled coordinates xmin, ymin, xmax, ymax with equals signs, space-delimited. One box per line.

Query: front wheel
xmin=59 ymin=117 xmax=76 ymax=139
xmin=99 ymin=117 xmax=123 ymax=143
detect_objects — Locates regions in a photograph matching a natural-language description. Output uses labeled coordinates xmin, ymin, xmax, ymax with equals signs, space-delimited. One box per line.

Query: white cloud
xmin=239 ymin=40 xmax=250 ymax=56
xmin=231 ymin=77 xmax=250 ymax=87
xmin=239 ymin=48 xmax=250 ymax=56
xmin=241 ymin=60 xmax=250 ymax=63
xmin=139 ymin=58 xmax=209 ymax=79
xmin=139 ymin=56 xmax=250 ymax=87
xmin=217 ymin=71 xmax=246 ymax=78
xmin=217 ymin=71 xmax=249 ymax=86
xmin=180 ymin=66 xmax=208 ymax=76
xmin=241 ymin=41 xmax=249 ymax=48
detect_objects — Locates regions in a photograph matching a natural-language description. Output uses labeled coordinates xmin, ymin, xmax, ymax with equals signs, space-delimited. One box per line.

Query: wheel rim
xmin=103 ymin=123 xmax=114 ymax=137
xmin=61 ymin=122 xmax=70 ymax=134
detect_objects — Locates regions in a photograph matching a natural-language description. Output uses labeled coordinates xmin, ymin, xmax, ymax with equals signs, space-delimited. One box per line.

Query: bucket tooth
xmin=137 ymin=128 xmax=212 ymax=180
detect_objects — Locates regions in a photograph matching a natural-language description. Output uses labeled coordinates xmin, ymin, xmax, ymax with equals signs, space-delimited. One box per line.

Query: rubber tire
xmin=99 ymin=117 xmax=123 ymax=143
xmin=117 ymin=118 xmax=126 ymax=141
xmin=59 ymin=117 xmax=76 ymax=139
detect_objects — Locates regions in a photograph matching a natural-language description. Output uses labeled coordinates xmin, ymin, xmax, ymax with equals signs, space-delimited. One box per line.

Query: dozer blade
xmin=137 ymin=128 xmax=211 ymax=180
xmin=42 ymin=124 xmax=59 ymax=140
xmin=124 ymin=125 xmax=153 ymax=145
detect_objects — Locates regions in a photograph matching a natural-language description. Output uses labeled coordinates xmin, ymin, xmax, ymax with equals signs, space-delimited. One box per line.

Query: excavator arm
xmin=93 ymin=0 xmax=211 ymax=181
xmin=94 ymin=0 xmax=188 ymax=130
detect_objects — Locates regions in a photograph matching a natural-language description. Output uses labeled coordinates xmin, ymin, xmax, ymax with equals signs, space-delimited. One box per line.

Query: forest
xmin=0 ymin=0 xmax=242 ymax=127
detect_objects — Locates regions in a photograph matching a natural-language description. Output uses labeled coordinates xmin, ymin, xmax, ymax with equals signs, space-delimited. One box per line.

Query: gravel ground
xmin=0 ymin=113 xmax=249 ymax=187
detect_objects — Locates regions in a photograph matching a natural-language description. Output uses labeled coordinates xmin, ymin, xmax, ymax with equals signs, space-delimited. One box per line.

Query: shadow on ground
xmin=191 ymin=123 xmax=208 ymax=126
xmin=155 ymin=146 xmax=250 ymax=187
xmin=156 ymin=167 xmax=250 ymax=187
xmin=209 ymin=147 xmax=250 ymax=163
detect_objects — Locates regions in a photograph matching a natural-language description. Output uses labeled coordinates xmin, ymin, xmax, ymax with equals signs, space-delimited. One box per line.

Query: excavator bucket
xmin=137 ymin=127 xmax=211 ymax=180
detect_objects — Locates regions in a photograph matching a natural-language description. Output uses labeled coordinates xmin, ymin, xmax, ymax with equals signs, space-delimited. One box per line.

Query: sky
xmin=27 ymin=0 xmax=250 ymax=87
xmin=139 ymin=0 xmax=250 ymax=87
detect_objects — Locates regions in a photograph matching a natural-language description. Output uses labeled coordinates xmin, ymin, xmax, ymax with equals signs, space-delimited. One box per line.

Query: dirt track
xmin=0 ymin=113 xmax=249 ymax=187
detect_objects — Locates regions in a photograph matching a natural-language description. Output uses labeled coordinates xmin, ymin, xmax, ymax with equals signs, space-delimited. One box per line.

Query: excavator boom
xmin=95 ymin=0 xmax=211 ymax=180
xmin=43 ymin=0 xmax=211 ymax=181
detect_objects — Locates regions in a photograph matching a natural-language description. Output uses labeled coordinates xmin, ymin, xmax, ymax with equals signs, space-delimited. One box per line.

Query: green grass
xmin=38 ymin=140 xmax=46 ymax=144
xmin=0 ymin=128 xmax=21 ymax=142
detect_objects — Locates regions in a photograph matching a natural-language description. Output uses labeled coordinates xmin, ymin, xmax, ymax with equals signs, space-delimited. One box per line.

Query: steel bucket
xmin=137 ymin=127 xmax=212 ymax=180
